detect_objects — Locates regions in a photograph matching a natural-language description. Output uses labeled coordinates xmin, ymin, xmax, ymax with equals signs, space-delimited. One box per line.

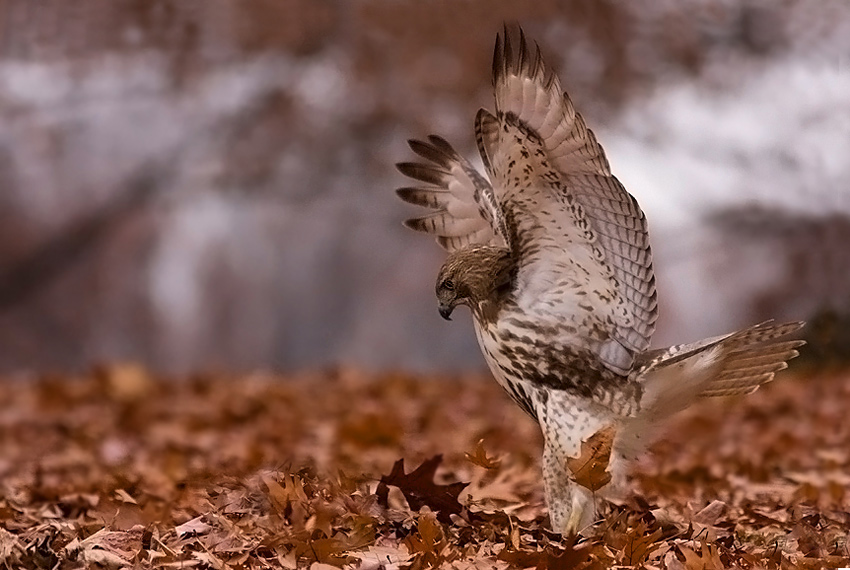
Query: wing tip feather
xmin=395 ymin=186 xmax=414 ymax=201
xmin=493 ymin=25 xmax=505 ymax=86
xmin=401 ymin=216 xmax=423 ymax=230
xmin=396 ymin=186 xmax=441 ymax=208
xmin=395 ymin=161 xmax=447 ymax=185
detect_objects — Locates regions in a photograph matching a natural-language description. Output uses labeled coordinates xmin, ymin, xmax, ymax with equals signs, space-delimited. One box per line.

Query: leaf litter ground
xmin=0 ymin=364 xmax=848 ymax=568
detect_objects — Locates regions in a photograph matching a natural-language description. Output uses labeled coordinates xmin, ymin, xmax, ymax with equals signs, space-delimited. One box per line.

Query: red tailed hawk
xmin=396 ymin=26 xmax=804 ymax=534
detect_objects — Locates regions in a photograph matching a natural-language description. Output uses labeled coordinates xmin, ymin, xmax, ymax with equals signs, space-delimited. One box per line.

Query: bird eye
xmin=442 ymin=279 xmax=455 ymax=291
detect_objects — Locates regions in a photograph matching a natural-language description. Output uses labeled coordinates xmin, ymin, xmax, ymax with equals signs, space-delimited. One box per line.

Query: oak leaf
xmin=376 ymin=455 xmax=468 ymax=523
xmin=566 ymin=425 xmax=615 ymax=492
xmin=620 ymin=522 xmax=663 ymax=566
xmin=497 ymin=535 xmax=604 ymax=570
xmin=464 ymin=439 xmax=501 ymax=470
xmin=403 ymin=512 xmax=450 ymax=567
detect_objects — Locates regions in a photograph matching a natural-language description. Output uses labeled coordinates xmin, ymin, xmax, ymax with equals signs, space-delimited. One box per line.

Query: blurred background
xmin=0 ymin=0 xmax=848 ymax=374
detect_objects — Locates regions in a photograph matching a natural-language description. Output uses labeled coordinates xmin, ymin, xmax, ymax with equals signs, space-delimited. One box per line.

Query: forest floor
xmin=0 ymin=363 xmax=848 ymax=569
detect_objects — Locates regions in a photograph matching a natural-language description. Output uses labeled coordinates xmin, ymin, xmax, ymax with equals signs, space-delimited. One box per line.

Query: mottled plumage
xmin=397 ymin=26 xmax=804 ymax=534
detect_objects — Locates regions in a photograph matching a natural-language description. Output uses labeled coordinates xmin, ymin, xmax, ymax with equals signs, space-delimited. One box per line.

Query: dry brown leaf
xmin=676 ymin=542 xmax=727 ymax=570
xmin=376 ymin=456 xmax=468 ymax=523
xmin=347 ymin=544 xmax=411 ymax=568
xmin=465 ymin=439 xmax=501 ymax=470
xmin=192 ymin=551 xmax=229 ymax=570
xmin=692 ymin=500 xmax=727 ymax=526
xmin=0 ymin=528 xmax=24 ymax=565
xmin=83 ymin=548 xmax=133 ymax=568
xmin=404 ymin=512 xmax=452 ymax=568
xmin=621 ymin=523 xmax=664 ymax=566
xmin=566 ymin=425 xmax=616 ymax=492
xmin=304 ymin=537 xmax=349 ymax=566
xmin=175 ymin=516 xmax=211 ymax=537
xmin=497 ymin=535 xmax=602 ymax=570
xmin=406 ymin=513 xmax=444 ymax=554
xmin=465 ymin=465 xmax=525 ymax=506
xmin=113 ymin=489 xmax=137 ymax=505
xmin=263 ymin=472 xmax=309 ymax=515
xmin=67 ymin=528 xmax=143 ymax=569
xmin=305 ymin=499 xmax=339 ymax=538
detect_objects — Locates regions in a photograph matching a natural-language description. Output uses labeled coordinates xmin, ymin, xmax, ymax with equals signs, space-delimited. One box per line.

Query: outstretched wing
xmin=396 ymin=136 xmax=509 ymax=251
xmin=477 ymin=26 xmax=657 ymax=374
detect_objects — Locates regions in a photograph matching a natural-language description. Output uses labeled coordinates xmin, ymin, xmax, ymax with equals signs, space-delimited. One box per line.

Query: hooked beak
xmin=438 ymin=303 xmax=454 ymax=321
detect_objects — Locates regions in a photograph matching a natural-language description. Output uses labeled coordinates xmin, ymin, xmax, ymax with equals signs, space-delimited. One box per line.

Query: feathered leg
xmin=535 ymin=392 xmax=613 ymax=535
xmin=541 ymin=439 xmax=595 ymax=534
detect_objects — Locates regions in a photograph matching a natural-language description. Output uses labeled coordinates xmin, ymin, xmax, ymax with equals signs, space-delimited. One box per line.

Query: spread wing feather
xmin=477 ymin=26 xmax=656 ymax=373
xmin=396 ymin=136 xmax=508 ymax=251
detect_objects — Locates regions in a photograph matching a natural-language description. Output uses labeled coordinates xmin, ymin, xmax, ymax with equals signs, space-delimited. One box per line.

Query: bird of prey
xmin=396 ymin=26 xmax=804 ymax=534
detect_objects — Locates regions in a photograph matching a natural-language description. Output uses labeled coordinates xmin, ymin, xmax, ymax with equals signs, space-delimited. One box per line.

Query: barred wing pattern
xmin=396 ymin=136 xmax=508 ymax=252
xmin=476 ymin=28 xmax=657 ymax=374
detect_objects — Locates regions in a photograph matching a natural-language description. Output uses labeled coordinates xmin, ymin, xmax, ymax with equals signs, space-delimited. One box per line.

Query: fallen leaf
xmin=465 ymin=439 xmax=501 ymax=470
xmin=567 ymin=425 xmax=616 ymax=492
xmin=83 ymin=548 xmax=132 ymax=568
xmin=497 ymin=535 xmax=599 ymax=570
xmin=114 ymin=488 xmax=137 ymax=505
xmin=676 ymin=542 xmax=726 ymax=570
xmin=403 ymin=512 xmax=450 ymax=567
xmin=692 ymin=500 xmax=727 ymax=526
xmin=376 ymin=456 xmax=468 ymax=523
xmin=175 ymin=516 xmax=211 ymax=537
xmin=192 ymin=551 xmax=228 ymax=570
xmin=347 ymin=544 xmax=411 ymax=569
xmin=621 ymin=523 xmax=663 ymax=566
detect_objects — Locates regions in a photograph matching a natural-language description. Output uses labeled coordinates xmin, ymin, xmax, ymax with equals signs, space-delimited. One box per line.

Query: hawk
xmin=396 ymin=26 xmax=804 ymax=534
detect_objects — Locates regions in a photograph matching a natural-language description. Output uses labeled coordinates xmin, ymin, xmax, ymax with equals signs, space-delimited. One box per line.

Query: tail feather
xmin=716 ymin=343 xmax=802 ymax=371
xmin=700 ymin=337 xmax=805 ymax=398
xmin=720 ymin=321 xmax=805 ymax=350
xmin=619 ymin=321 xmax=804 ymax=461
xmin=636 ymin=321 xmax=804 ymax=416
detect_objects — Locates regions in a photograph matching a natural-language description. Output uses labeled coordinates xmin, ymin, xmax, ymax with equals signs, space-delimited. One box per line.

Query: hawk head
xmin=435 ymin=246 xmax=515 ymax=322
